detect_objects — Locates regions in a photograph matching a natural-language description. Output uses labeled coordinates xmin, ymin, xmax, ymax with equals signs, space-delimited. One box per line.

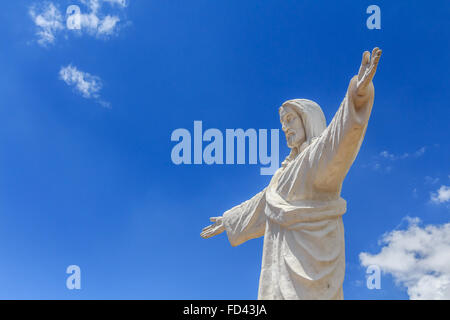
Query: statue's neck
xmin=291 ymin=146 xmax=299 ymax=159
xmin=283 ymin=141 xmax=309 ymax=168
xmin=292 ymin=141 xmax=309 ymax=158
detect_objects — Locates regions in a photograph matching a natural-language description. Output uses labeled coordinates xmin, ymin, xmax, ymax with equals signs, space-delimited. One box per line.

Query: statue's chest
xmin=271 ymin=157 xmax=316 ymax=201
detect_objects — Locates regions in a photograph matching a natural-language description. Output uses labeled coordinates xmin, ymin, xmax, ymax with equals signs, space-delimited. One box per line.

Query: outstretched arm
xmin=200 ymin=189 xmax=267 ymax=247
xmin=312 ymin=48 xmax=382 ymax=192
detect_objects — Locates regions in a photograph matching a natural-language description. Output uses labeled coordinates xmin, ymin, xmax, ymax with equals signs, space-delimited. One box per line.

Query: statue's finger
xmin=371 ymin=47 xmax=379 ymax=60
xmin=372 ymin=52 xmax=381 ymax=67
xmin=201 ymin=229 xmax=212 ymax=238
xmin=373 ymin=56 xmax=380 ymax=66
xmin=358 ymin=51 xmax=370 ymax=80
xmin=367 ymin=64 xmax=378 ymax=81
xmin=210 ymin=217 xmax=218 ymax=222
xmin=369 ymin=51 xmax=381 ymax=69
xmin=362 ymin=51 xmax=370 ymax=65
xmin=376 ymin=49 xmax=382 ymax=59
xmin=202 ymin=225 xmax=212 ymax=231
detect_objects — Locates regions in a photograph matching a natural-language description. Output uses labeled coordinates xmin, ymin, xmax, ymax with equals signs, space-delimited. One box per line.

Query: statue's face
xmin=280 ymin=105 xmax=306 ymax=149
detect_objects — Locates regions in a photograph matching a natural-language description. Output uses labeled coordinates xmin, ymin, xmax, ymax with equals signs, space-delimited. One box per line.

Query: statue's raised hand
xmin=356 ymin=47 xmax=382 ymax=95
xmin=200 ymin=217 xmax=225 ymax=239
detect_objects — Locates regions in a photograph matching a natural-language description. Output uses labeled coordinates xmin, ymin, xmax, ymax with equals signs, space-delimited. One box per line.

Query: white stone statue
xmin=201 ymin=48 xmax=382 ymax=300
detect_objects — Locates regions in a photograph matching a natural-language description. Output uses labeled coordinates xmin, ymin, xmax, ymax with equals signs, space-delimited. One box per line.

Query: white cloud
xmin=97 ymin=15 xmax=121 ymax=35
xmin=83 ymin=0 xmax=128 ymax=10
xmin=360 ymin=218 xmax=450 ymax=299
xmin=78 ymin=0 xmax=127 ymax=37
xmin=364 ymin=146 xmax=428 ymax=172
xmin=30 ymin=0 xmax=129 ymax=46
xmin=59 ymin=65 xmax=109 ymax=107
xmin=379 ymin=150 xmax=396 ymax=160
xmin=431 ymin=185 xmax=450 ymax=204
xmin=379 ymin=147 xmax=426 ymax=161
xmin=425 ymin=176 xmax=440 ymax=185
xmin=362 ymin=161 xmax=391 ymax=173
xmin=29 ymin=2 xmax=64 ymax=46
xmin=415 ymin=147 xmax=426 ymax=157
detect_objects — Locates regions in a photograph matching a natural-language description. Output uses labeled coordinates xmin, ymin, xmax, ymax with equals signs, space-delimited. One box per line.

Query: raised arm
xmin=201 ymin=189 xmax=267 ymax=247
xmin=313 ymin=48 xmax=382 ymax=192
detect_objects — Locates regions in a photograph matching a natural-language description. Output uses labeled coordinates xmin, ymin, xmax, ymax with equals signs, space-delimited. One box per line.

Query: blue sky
xmin=0 ymin=0 xmax=449 ymax=299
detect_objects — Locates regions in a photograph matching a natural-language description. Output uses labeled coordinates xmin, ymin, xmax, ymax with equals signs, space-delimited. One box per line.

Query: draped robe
xmin=221 ymin=83 xmax=374 ymax=300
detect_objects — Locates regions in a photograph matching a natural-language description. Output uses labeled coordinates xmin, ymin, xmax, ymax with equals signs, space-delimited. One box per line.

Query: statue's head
xmin=279 ymin=99 xmax=327 ymax=150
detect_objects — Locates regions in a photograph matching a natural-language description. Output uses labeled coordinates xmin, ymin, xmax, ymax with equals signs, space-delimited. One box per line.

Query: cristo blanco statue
xmin=201 ymin=48 xmax=382 ymax=300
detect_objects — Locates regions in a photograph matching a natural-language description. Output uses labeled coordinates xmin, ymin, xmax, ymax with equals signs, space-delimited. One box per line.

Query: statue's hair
xmin=279 ymin=99 xmax=327 ymax=166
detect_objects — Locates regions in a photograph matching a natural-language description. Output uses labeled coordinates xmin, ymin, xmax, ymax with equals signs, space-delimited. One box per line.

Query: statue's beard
xmin=286 ymin=133 xmax=304 ymax=149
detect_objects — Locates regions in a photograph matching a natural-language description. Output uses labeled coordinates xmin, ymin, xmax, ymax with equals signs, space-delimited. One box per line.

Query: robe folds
xmin=222 ymin=85 xmax=374 ymax=300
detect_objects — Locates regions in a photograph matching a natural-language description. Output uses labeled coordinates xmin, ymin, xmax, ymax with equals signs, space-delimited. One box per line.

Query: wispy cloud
xmin=379 ymin=147 xmax=426 ymax=161
xmin=77 ymin=0 xmax=128 ymax=37
xmin=431 ymin=185 xmax=450 ymax=204
xmin=59 ymin=65 xmax=109 ymax=107
xmin=363 ymin=146 xmax=428 ymax=173
xmin=360 ymin=218 xmax=450 ymax=299
xmin=30 ymin=0 xmax=129 ymax=46
xmin=29 ymin=2 xmax=64 ymax=46
xmin=425 ymin=176 xmax=440 ymax=185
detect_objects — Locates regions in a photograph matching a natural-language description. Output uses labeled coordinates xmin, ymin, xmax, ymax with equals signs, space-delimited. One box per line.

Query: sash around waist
xmin=264 ymin=188 xmax=347 ymax=227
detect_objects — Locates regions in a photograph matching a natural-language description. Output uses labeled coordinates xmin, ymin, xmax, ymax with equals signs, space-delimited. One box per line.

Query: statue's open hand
xmin=200 ymin=217 xmax=225 ymax=239
xmin=356 ymin=47 xmax=382 ymax=95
